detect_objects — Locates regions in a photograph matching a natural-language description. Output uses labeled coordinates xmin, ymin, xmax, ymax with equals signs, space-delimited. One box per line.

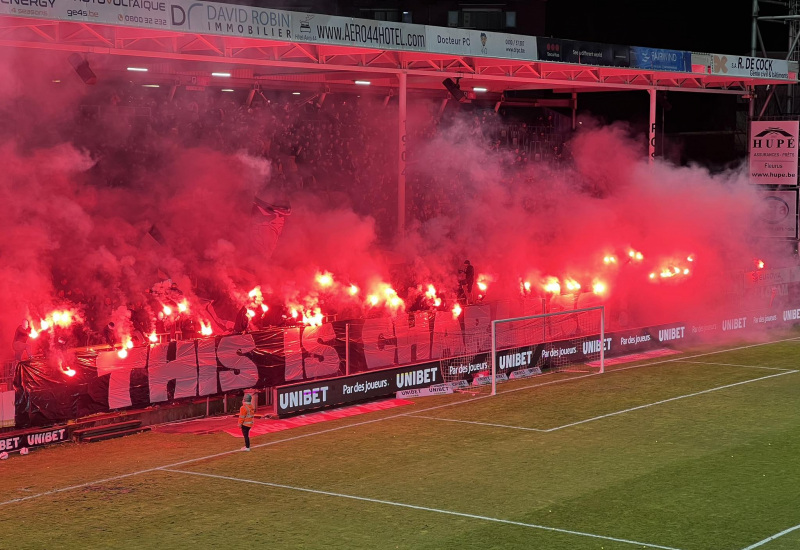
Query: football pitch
xmin=2 ymin=337 xmax=800 ymax=550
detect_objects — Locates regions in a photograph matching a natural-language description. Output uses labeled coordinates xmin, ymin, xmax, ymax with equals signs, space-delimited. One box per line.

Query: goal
xmin=440 ymin=330 xmax=490 ymax=391
xmin=490 ymin=306 xmax=605 ymax=395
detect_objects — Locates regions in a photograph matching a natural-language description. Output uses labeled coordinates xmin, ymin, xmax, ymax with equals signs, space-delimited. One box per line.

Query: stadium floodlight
xmin=354 ymin=80 xmax=371 ymax=85
xmin=127 ymin=67 xmax=148 ymax=72
xmin=490 ymin=306 xmax=605 ymax=396
xmin=211 ymin=72 xmax=231 ymax=77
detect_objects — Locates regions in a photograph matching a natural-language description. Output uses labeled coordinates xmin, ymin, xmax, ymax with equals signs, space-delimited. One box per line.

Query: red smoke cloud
xmin=0 ymin=48 xmax=788 ymax=358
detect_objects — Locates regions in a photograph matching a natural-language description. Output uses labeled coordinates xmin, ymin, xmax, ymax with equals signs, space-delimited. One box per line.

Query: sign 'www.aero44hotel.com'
xmin=750 ymin=120 xmax=799 ymax=185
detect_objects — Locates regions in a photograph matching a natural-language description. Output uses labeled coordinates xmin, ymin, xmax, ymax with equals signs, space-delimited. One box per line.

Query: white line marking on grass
xmin=678 ymin=361 xmax=794 ymax=371
xmin=162 ymin=468 xmax=683 ymax=550
xmin=740 ymin=523 xmax=800 ymax=549
xmin=545 ymin=370 xmax=797 ymax=432
xmin=409 ymin=415 xmax=548 ymax=432
xmin=2 ymin=335 xmax=800 ymax=509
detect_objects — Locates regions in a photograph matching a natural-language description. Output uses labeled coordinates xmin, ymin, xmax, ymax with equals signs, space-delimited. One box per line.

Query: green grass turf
xmin=1 ymin=338 xmax=800 ymax=550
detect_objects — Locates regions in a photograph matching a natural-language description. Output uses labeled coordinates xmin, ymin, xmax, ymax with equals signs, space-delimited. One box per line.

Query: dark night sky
xmin=545 ymin=0 xmax=755 ymax=54
xmin=542 ymin=0 xmax=766 ymax=166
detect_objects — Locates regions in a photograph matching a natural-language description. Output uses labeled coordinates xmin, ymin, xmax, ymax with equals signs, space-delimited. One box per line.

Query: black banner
xmin=11 ymin=303 xmax=800 ymax=429
xmin=275 ymin=363 xmax=442 ymax=415
xmin=537 ymin=38 xmax=629 ymax=67
xmin=0 ymin=426 xmax=68 ymax=452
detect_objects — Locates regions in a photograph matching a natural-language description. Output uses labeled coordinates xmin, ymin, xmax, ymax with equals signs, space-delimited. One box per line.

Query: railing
xmin=0 ymin=360 xmax=14 ymax=391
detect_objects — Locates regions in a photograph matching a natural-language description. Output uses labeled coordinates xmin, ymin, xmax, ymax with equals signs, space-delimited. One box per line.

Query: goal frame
xmin=490 ymin=305 xmax=605 ymax=396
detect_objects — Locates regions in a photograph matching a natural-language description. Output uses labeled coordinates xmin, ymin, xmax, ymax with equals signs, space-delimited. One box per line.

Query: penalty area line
xmin=677 ymin=361 xmax=795 ymax=371
xmin=741 ymin=523 xmax=800 ymax=550
xmin=161 ymin=468 xmax=683 ymax=550
xmin=408 ymin=415 xmax=548 ymax=432
xmin=544 ymin=370 xmax=797 ymax=432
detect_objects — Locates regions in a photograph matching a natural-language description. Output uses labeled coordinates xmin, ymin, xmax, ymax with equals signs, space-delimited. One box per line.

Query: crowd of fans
xmin=69 ymin=83 xmax=571 ymax=239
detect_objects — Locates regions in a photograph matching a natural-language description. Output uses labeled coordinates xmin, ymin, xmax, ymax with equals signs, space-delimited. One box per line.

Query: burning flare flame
xmin=543 ymin=277 xmax=561 ymax=294
xmin=315 ymin=271 xmax=334 ymax=288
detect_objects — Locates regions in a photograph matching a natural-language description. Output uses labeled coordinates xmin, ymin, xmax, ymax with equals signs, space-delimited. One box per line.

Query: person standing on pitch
xmin=238 ymin=393 xmax=255 ymax=451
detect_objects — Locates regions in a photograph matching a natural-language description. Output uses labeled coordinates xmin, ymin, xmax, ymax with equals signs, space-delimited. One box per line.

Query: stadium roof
xmin=0 ymin=1 xmax=796 ymax=96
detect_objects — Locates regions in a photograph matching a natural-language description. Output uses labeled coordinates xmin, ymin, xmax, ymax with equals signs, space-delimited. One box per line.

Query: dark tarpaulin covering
xmin=13 ymin=327 xmax=308 ymax=429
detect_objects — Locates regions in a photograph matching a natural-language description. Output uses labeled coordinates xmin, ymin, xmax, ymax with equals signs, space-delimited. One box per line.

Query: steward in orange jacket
xmin=238 ymin=393 xmax=255 ymax=451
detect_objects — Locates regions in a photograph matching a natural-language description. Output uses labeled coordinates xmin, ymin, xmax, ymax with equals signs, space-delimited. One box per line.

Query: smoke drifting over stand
xmin=0 ymin=48 xmax=787 ymax=355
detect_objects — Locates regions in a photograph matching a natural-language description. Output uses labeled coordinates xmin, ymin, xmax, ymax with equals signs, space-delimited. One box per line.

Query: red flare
xmin=452 ymin=303 xmax=462 ymax=318
xmin=315 ymin=271 xmax=334 ymax=288
xmin=543 ymin=277 xmax=561 ymax=294
xmin=563 ymin=278 xmax=581 ymax=292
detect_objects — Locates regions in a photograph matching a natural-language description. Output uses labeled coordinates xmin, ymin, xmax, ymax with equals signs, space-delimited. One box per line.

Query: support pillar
xmin=397 ymin=72 xmax=407 ymax=241
xmin=571 ymin=92 xmax=577 ymax=130
xmin=648 ymin=88 xmax=657 ymax=163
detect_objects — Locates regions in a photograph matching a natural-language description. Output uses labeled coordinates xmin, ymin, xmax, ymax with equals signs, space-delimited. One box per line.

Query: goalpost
xmin=490 ymin=306 xmax=605 ymax=396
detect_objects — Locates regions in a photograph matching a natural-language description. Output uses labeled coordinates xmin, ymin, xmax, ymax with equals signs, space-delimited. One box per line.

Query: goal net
xmin=490 ymin=306 xmax=605 ymax=395
xmin=440 ymin=330 xmax=491 ymax=392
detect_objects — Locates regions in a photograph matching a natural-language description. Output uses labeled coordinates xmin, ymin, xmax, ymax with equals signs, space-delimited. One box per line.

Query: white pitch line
xmin=740 ymin=523 xmax=800 ymax=549
xmin=161 ymin=468 xmax=683 ymax=550
xmin=412 ymin=370 xmax=799 ymax=433
xmin=409 ymin=415 xmax=548 ymax=432
xmin=678 ymin=361 xmax=794 ymax=371
xmin=2 ymin=335 xmax=800 ymax=509
xmin=544 ymin=370 xmax=798 ymax=432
